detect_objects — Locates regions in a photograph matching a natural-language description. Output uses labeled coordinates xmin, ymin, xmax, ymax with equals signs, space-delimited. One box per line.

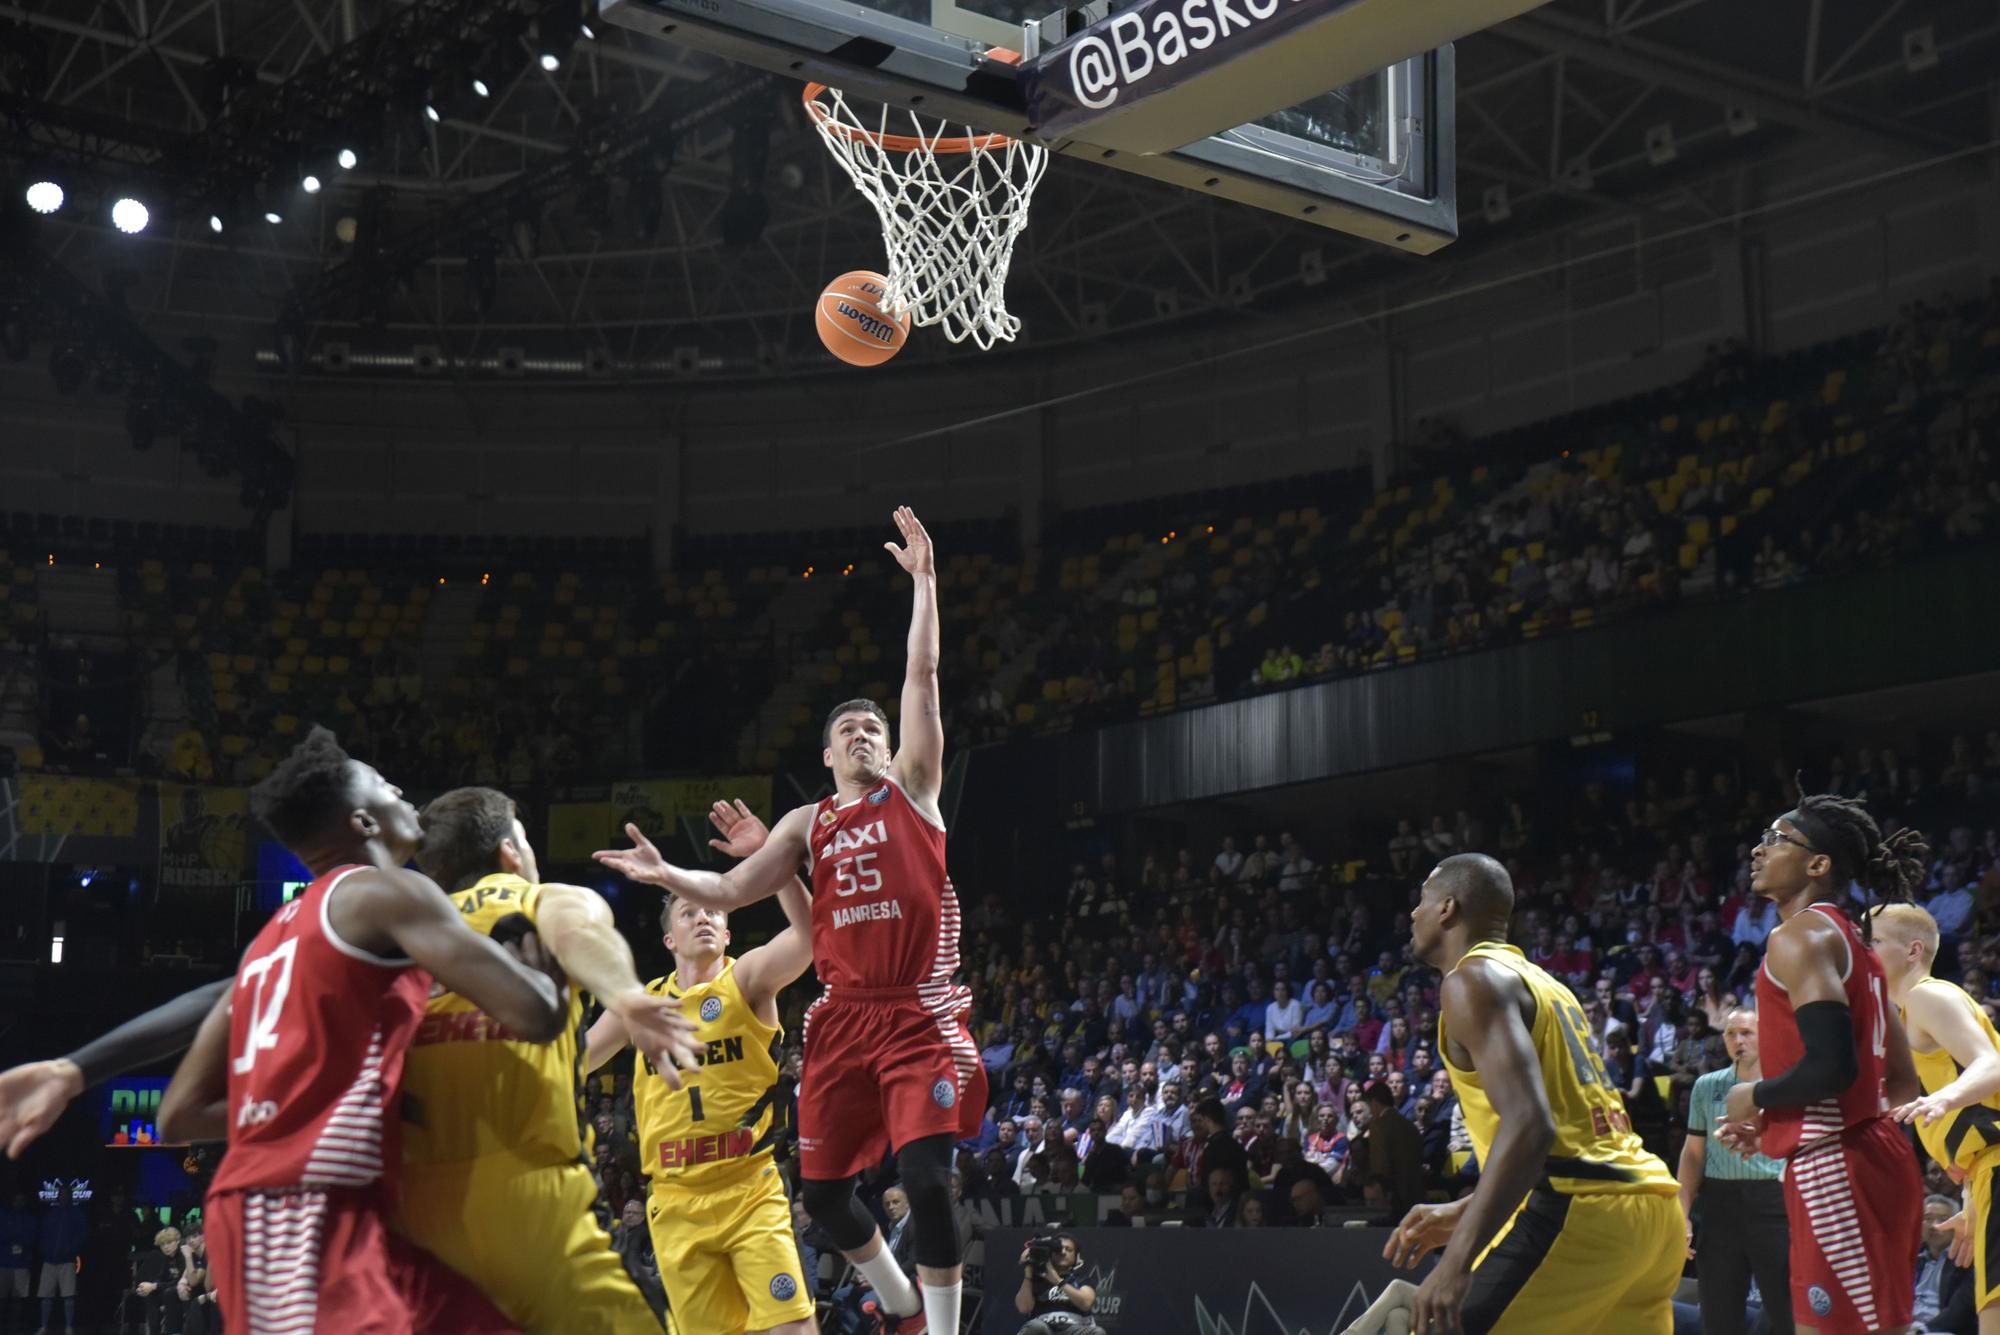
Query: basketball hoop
xmin=803 ymin=62 xmax=1047 ymax=350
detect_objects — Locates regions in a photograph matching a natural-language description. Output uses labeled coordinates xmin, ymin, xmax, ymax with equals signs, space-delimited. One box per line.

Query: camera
xmin=1024 ymin=1230 xmax=1061 ymax=1273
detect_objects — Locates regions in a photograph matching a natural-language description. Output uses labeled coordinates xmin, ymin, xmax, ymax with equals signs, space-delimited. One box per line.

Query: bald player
xmin=1386 ymin=854 xmax=1683 ymax=1335
xmin=1872 ymin=903 xmax=2000 ymax=1333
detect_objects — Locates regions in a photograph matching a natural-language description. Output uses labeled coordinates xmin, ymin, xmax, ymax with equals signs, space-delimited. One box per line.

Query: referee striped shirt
xmin=1687 ymin=1065 xmax=1783 ymax=1180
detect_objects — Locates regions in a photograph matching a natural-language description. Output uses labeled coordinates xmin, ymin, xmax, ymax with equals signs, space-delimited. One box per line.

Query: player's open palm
xmin=594 ymin=822 xmax=672 ymax=886
xmin=707 ymin=800 xmax=769 ymax=858
xmin=0 ymin=1059 xmax=83 ymax=1159
xmin=883 ymin=505 xmax=934 ymax=577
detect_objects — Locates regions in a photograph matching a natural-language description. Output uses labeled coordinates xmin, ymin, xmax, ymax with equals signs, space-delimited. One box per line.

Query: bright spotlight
xmin=25 ymin=181 xmax=63 ymax=214
xmin=472 ymin=77 xmax=492 ymax=97
xmin=423 ymin=102 xmax=442 ymax=122
xmin=538 ymin=52 xmax=560 ymax=71
xmin=337 ymin=147 xmax=358 ymax=170
xmin=111 ymin=197 xmax=150 ymax=234
xmin=264 ymin=210 xmax=282 ymax=224
xmin=581 ymin=21 xmax=596 ymax=39
xmin=302 ymin=174 xmax=322 ymax=194
xmin=209 ymin=214 xmax=224 ymax=233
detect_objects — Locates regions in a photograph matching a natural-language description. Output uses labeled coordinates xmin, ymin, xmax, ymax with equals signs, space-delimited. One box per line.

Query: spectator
xmin=1012 ymin=1233 xmax=1103 ymax=1335
xmin=1289 ymin=1176 xmax=1334 ymax=1226
xmin=1237 ymin=1194 xmax=1268 ymax=1228
xmin=35 ymin=1185 xmax=85 ymax=1335
xmin=1264 ymin=981 xmax=1304 ymax=1041
xmin=134 ymin=1225 xmax=184 ymax=1335
xmin=1214 ymin=837 xmax=1245 ymax=881
xmin=1180 ymin=1098 xmax=1248 ymax=1221
xmin=1912 ymin=1194 xmax=1975 ymax=1334
xmin=178 ymin=1226 xmax=219 ymax=1335
xmin=0 ymin=1191 xmax=33 ymax=1333
xmin=1351 ymin=1082 xmax=1424 ymax=1217
xmin=1203 ymin=1167 xmax=1244 ymax=1228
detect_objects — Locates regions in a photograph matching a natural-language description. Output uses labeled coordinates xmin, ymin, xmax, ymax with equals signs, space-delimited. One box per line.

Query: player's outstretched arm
xmin=593 ymin=806 xmax=811 ymax=912
xmin=1409 ymin=961 xmax=1556 ymax=1335
xmin=158 ymin=991 xmax=233 ymax=1144
xmin=584 ymin=1010 xmax=632 ymax=1075
xmin=1891 ymin=990 xmax=1986 ymax=1123
xmin=884 ymin=505 xmax=944 ymax=810
xmin=335 ymin=866 xmax=566 ymax=1042
xmin=0 ymin=976 xmax=229 ymax=1159
xmin=537 ymin=883 xmax=700 ymax=1086
xmin=702 ymin=799 xmax=816 ymax=1007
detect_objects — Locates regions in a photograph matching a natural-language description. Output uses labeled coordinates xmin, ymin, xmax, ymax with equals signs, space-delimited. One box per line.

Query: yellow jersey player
xmin=1388 ymin=854 xmax=1684 ymax=1335
xmin=1872 ymin=902 xmax=2000 ymax=1333
xmin=401 ymin=786 xmax=705 ymax=1334
xmin=587 ymin=800 xmax=819 ymax=1335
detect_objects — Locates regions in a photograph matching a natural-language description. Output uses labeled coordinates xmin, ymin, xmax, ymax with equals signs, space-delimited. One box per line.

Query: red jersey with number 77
xmin=1753 ymin=901 xmax=1893 ymax=1158
xmin=804 ymin=777 xmax=959 ymax=991
xmin=207 ymin=864 xmax=430 ymax=1196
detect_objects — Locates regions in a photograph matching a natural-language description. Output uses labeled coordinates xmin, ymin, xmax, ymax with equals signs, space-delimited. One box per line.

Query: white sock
xmin=921 ymin=1280 xmax=961 ymax=1335
xmin=854 ymin=1248 xmax=920 ymax=1317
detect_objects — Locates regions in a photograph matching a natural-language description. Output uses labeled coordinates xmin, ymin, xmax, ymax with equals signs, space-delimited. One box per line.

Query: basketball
xmin=815 ymin=270 xmax=909 ymax=367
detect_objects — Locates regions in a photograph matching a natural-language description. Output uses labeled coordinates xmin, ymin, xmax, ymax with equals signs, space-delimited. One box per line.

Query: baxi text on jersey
xmin=831 ymin=899 xmax=904 ymax=929
xmin=826 ymin=819 xmax=889 ymax=855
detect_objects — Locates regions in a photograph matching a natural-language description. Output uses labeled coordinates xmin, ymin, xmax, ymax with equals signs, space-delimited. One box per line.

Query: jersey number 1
xmin=234 ymin=938 xmax=299 ymax=1075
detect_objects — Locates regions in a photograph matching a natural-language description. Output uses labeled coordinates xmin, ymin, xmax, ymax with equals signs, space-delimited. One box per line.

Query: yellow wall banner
xmin=17 ymin=774 xmax=143 ymax=838
xmin=546 ymin=776 xmax=774 ymax=863
xmin=158 ymin=783 xmax=251 ymax=890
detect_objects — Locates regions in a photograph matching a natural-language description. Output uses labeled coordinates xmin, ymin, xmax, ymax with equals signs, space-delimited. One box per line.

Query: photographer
xmin=1013 ymin=1232 xmax=1104 ymax=1335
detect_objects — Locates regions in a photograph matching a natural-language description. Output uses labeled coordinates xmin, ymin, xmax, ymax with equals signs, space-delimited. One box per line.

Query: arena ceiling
xmin=1 ymin=0 xmax=1995 ymax=383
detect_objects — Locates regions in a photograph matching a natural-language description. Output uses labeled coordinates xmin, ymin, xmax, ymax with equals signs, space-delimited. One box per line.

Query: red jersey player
xmin=597 ymin=506 xmax=977 ymax=1335
xmin=1717 ymin=790 xmax=1928 ymax=1335
xmin=156 ymin=727 xmax=590 ymax=1335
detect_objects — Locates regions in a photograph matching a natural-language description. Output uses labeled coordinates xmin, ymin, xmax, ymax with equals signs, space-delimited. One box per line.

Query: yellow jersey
xmin=401 ymin=873 xmax=590 ymax=1167
xmin=1440 ymin=942 xmax=1677 ymax=1196
xmin=632 ymin=958 xmax=782 ymax=1192
xmin=1905 ymin=975 xmax=2000 ymax=1173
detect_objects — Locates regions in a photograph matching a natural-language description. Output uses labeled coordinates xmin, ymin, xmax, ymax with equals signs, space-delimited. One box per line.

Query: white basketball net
xmin=805 ymin=84 xmax=1048 ymax=350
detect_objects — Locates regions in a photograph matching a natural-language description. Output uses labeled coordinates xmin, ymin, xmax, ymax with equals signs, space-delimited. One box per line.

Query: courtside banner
xmin=979 ymin=1225 xmax=1405 ymax=1333
xmin=1023 ymin=0 xmax=1539 ymax=154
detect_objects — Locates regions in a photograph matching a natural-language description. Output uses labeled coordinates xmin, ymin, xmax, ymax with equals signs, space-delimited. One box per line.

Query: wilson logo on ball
xmin=815 ymin=269 xmax=910 ymax=368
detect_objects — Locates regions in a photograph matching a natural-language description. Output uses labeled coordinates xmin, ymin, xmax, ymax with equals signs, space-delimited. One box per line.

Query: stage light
xmin=111 ymin=197 xmax=149 ymax=233
xmin=25 ymin=180 xmax=63 ymax=213
xmin=337 ymin=147 xmax=359 ymax=170
xmin=538 ymin=52 xmax=560 ymax=71
xmin=209 ymin=214 xmax=224 ymax=233
xmin=302 ymin=173 xmax=322 ymax=194
xmin=264 ymin=210 xmax=282 ymax=224
xmin=473 ymin=77 xmax=492 ymax=97
xmin=581 ymin=21 xmax=595 ymax=39
xmin=424 ymin=102 xmax=442 ymax=122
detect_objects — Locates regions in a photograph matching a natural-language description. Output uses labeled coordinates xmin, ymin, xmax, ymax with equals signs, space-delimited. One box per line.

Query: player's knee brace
xmin=799 ymin=1175 xmax=877 ymax=1253
xmin=895 ymin=1134 xmax=961 ymax=1269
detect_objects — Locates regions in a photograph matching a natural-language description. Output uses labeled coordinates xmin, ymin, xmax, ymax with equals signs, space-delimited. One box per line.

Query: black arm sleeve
xmin=1752 ymin=1000 xmax=1858 ymax=1110
xmin=65 ymin=979 xmax=230 ymax=1088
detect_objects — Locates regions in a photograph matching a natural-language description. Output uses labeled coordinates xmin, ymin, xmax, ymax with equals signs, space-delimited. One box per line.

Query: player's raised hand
xmin=1383 ymin=1200 xmax=1460 ymax=1269
xmin=0 ymin=1058 xmax=85 ymax=1159
xmin=1890 ymin=1090 xmax=1951 ymax=1125
xmin=610 ymin=992 xmax=701 ymax=1091
xmin=707 ymin=800 xmax=770 ymax=858
xmin=1945 ymin=1208 xmax=1975 ymax=1266
xmin=883 ymin=505 xmax=934 ymax=578
xmin=594 ymin=823 xmax=674 ymax=886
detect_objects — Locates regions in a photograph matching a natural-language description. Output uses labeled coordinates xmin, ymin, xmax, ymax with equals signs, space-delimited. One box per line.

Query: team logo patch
xmin=770 ymin=1274 xmax=798 ymax=1301
xmin=932 ymin=1078 xmax=956 ymax=1108
xmin=1807 ymin=1285 xmax=1832 ymax=1317
xmin=700 ymin=997 xmax=723 ymax=1023
xmin=819 ymin=809 xmax=837 ymax=827
xmin=867 ymin=785 xmax=891 ymax=804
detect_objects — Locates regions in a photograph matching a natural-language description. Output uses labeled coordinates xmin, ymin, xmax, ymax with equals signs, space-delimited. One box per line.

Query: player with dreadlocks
xmin=1717 ymin=789 xmax=1929 ymax=1335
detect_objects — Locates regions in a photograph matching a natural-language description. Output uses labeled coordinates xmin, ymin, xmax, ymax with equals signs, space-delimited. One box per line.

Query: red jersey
xmin=1754 ymin=902 xmax=1892 ymax=1158
xmin=805 ymin=776 xmax=959 ymax=992
xmin=209 ymin=865 xmax=429 ymax=1196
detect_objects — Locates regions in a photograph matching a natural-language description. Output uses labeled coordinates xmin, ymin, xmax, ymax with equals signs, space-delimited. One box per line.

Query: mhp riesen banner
xmin=1023 ymin=0 xmax=1542 ymax=154
xmin=979 ymin=1226 xmax=1405 ymax=1333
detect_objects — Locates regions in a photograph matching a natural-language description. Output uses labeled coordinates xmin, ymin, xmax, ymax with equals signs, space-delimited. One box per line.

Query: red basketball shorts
xmin=205 ymin=1186 xmax=521 ymax=1335
xmin=1780 ymin=1115 xmax=1923 ymax=1335
xmin=796 ymin=984 xmax=988 ymax=1180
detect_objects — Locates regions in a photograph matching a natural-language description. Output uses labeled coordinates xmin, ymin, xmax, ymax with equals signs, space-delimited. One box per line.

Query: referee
xmin=1678 ymin=1006 xmax=1791 ymax=1335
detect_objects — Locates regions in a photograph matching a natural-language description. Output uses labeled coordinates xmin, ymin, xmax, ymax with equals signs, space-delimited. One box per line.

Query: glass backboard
xmin=600 ymin=0 xmax=1456 ymax=250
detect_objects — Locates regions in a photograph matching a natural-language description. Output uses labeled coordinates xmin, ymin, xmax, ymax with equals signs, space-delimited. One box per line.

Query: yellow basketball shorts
xmin=1966 ymin=1145 xmax=2000 ymax=1312
xmin=647 ymin=1161 xmax=814 ymax=1335
xmin=1461 ymin=1187 xmax=1684 ymax=1335
xmin=394 ymin=1153 xmax=664 ymax=1335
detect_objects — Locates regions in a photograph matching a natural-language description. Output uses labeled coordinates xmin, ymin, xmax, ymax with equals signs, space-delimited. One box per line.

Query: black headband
xmin=1780 ymin=807 xmax=1843 ymax=868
